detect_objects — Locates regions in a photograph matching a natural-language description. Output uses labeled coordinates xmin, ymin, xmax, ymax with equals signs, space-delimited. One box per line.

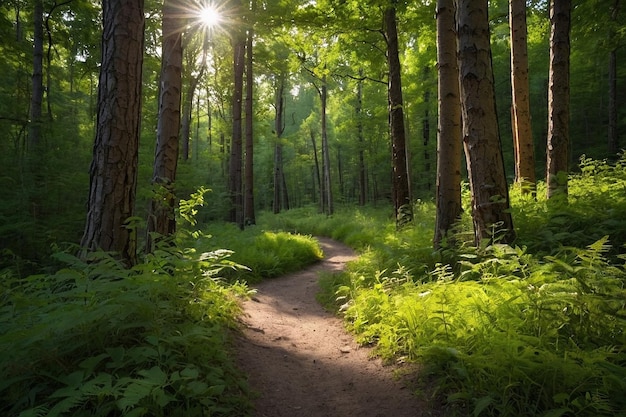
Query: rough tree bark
xmin=81 ymin=0 xmax=145 ymax=267
xmin=146 ymin=0 xmax=184 ymax=253
xmin=458 ymin=0 xmax=515 ymax=245
xmin=546 ymin=0 xmax=571 ymax=200
xmin=434 ymin=0 xmax=463 ymax=249
xmin=510 ymin=0 xmax=536 ymax=192
xmin=384 ymin=4 xmax=412 ymax=227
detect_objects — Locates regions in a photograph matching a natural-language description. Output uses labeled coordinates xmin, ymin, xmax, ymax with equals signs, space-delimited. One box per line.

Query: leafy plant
xmin=277 ymin=156 xmax=626 ymax=417
xmin=0 ymin=244 xmax=252 ymax=417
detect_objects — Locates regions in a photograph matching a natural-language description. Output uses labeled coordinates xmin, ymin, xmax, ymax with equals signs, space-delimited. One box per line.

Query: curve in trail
xmin=235 ymin=237 xmax=432 ymax=417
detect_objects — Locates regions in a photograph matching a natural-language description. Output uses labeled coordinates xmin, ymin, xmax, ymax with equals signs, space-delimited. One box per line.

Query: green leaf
xmin=138 ymin=366 xmax=168 ymax=386
xmin=473 ymin=396 xmax=493 ymax=416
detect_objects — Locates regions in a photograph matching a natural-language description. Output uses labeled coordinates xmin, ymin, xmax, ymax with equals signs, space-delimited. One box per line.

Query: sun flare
xmin=198 ymin=6 xmax=221 ymax=28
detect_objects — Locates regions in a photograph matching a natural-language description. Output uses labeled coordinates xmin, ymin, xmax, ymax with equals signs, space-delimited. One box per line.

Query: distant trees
xmin=228 ymin=0 xmax=246 ymax=229
xmin=81 ymin=0 xmax=145 ymax=266
xmin=3 ymin=0 xmax=626 ymax=264
xmin=28 ymin=0 xmax=44 ymax=150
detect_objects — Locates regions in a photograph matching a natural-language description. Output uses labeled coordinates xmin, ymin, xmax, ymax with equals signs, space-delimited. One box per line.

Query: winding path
xmin=235 ymin=237 xmax=434 ymax=417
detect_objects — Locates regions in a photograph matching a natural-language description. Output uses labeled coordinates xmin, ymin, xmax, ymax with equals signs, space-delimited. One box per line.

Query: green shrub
xmin=275 ymin=156 xmax=626 ymax=417
xmin=0 ymin=245 xmax=252 ymax=417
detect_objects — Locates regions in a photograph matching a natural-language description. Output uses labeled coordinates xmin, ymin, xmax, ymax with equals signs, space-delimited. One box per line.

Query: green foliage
xmin=195 ymin=221 xmax=323 ymax=282
xmin=276 ymin=157 xmax=626 ymax=417
xmin=0 ymin=245 xmax=252 ymax=417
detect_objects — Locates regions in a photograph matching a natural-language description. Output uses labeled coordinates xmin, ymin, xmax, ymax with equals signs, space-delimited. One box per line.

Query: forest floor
xmin=234 ymin=237 xmax=440 ymax=417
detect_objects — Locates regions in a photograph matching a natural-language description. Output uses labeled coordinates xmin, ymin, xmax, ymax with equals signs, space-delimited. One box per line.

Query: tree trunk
xmin=229 ymin=8 xmax=245 ymax=229
xmin=273 ymin=75 xmax=286 ymax=214
xmin=458 ymin=0 xmax=515 ymax=245
xmin=244 ymin=25 xmax=256 ymax=225
xmin=81 ymin=0 xmax=145 ymax=267
xmin=321 ymin=75 xmax=333 ymax=215
xmin=356 ymin=72 xmax=367 ymax=206
xmin=146 ymin=0 xmax=183 ymax=253
xmin=384 ymin=5 xmax=412 ymax=227
xmin=28 ymin=0 xmax=44 ymax=150
xmin=434 ymin=0 xmax=463 ymax=249
xmin=608 ymin=0 xmax=619 ymax=155
xmin=510 ymin=0 xmax=536 ymax=193
xmin=423 ymin=82 xmax=431 ymax=191
xmin=546 ymin=0 xmax=571 ymax=200
xmin=310 ymin=129 xmax=323 ymax=210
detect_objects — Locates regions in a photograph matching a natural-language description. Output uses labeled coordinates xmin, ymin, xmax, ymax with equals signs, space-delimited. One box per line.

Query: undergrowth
xmin=275 ymin=156 xmax=626 ymax=417
xmin=0 ymin=244 xmax=252 ymax=417
xmin=0 ymin=188 xmax=325 ymax=417
xmin=195 ymin=222 xmax=323 ymax=282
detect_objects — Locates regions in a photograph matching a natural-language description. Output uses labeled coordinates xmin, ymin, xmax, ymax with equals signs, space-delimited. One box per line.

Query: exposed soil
xmin=235 ymin=237 xmax=437 ymax=417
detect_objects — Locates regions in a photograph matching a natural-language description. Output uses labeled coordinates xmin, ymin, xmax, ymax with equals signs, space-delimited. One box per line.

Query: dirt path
xmin=235 ymin=237 xmax=434 ymax=417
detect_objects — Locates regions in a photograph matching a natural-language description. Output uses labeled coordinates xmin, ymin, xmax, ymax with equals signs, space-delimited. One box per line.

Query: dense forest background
xmin=2 ymin=1 xmax=626 ymax=416
xmin=0 ymin=0 xmax=624 ymax=270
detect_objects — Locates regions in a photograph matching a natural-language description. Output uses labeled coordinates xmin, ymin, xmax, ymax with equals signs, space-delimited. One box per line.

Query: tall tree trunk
xmin=28 ymin=0 xmax=44 ymax=150
xmin=310 ymin=129 xmax=323 ymax=210
xmin=423 ymin=80 xmax=431 ymax=191
xmin=273 ymin=75 xmax=286 ymax=214
xmin=434 ymin=0 xmax=463 ymax=249
xmin=608 ymin=0 xmax=619 ymax=155
xmin=546 ymin=0 xmax=571 ymax=200
xmin=458 ymin=0 xmax=515 ymax=245
xmin=384 ymin=5 xmax=412 ymax=227
xmin=510 ymin=0 xmax=536 ymax=193
xmin=356 ymin=72 xmax=367 ymax=206
xmin=244 ymin=24 xmax=255 ymax=225
xmin=229 ymin=6 xmax=245 ymax=229
xmin=81 ymin=0 xmax=145 ymax=267
xmin=146 ymin=0 xmax=183 ymax=253
xmin=321 ymin=75 xmax=333 ymax=215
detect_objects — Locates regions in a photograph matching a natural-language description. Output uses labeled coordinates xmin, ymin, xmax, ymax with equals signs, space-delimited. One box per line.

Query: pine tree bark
xmin=458 ymin=0 xmax=515 ymax=245
xmin=434 ymin=0 xmax=463 ymax=248
xmin=510 ymin=0 xmax=536 ymax=192
xmin=546 ymin=0 xmax=571 ymax=199
xmin=384 ymin=5 xmax=412 ymax=227
xmin=81 ymin=0 xmax=145 ymax=266
xmin=146 ymin=0 xmax=183 ymax=252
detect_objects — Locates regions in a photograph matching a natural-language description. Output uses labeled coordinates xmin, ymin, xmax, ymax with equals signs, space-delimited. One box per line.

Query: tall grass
xmin=274 ymin=156 xmax=626 ymax=417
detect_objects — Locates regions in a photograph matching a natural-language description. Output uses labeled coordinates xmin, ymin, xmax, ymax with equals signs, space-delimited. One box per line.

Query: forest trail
xmin=234 ymin=237 xmax=435 ymax=417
